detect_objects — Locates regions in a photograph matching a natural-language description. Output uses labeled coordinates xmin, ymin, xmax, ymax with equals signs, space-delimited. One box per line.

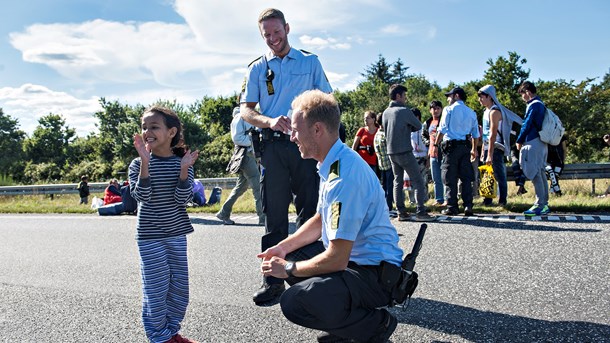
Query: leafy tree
xmin=391 ymin=58 xmax=409 ymax=85
xmin=483 ymin=51 xmax=530 ymax=114
xmin=362 ymin=54 xmax=393 ymax=84
xmin=336 ymin=79 xmax=389 ymax=144
xmin=537 ymin=77 xmax=610 ymax=163
xmin=0 ymin=109 xmax=26 ymax=176
xmin=188 ymin=95 xmax=236 ymax=176
xmin=94 ymin=98 xmax=143 ymax=174
xmin=404 ymin=74 xmax=442 ymax=120
xmin=23 ymin=161 xmax=62 ymax=183
xmin=198 ymin=132 xmax=233 ymax=177
xmin=23 ymin=114 xmax=75 ymax=167
xmin=362 ymin=54 xmax=412 ymax=86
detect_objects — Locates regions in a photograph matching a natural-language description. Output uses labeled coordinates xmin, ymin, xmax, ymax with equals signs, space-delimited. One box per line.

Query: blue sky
xmin=1 ymin=0 xmax=608 ymax=136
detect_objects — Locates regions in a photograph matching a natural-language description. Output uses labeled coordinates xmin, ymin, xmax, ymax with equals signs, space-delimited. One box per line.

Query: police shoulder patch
xmin=328 ymin=160 xmax=340 ymax=181
xmin=331 ymin=201 xmax=341 ymax=230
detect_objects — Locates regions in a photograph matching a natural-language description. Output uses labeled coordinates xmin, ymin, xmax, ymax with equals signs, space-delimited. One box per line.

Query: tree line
xmin=1 ymin=51 xmax=608 ymax=185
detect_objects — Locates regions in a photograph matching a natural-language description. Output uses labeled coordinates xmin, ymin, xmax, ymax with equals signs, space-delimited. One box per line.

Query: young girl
xmin=129 ymin=106 xmax=199 ymax=343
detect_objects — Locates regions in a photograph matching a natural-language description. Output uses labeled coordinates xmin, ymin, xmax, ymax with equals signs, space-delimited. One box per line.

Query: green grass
xmin=0 ymin=179 xmax=609 ymax=214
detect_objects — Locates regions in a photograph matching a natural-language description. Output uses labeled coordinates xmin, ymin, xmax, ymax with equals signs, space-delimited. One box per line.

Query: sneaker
xmin=464 ymin=207 xmax=474 ymax=216
xmin=441 ymin=208 xmax=459 ymax=216
xmin=517 ymin=186 xmax=528 ymax=195
xmin=368 ymin=309 xmax=398 ymax=343
xmin=523 ymin=205 xmax=542 ymax=216
xmin=167 ymin=334 xmax=199 ymax=343
xmin=415 ymin=212 xmax=435 ymax=222
xmin=397 ymin=213 xmax=411 ymax=221
xmin=316 ymin=331 xmax=354 ymax=343
xmin=388 ymin=210 xmax=398 ymax=218
xmin=253 ymin=283 xmax=285 ymax=304
xmin=215 ymin=212 xmax=235 ymax=225
xmin=540 ymin=205 xmax=551 ymax=215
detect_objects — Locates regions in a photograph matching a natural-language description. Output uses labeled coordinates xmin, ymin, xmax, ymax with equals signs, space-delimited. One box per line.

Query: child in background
xmin=129 ymin=106 xmax=200 ymax=343
xmin=77 ymin=175 xmax=90 ymax=204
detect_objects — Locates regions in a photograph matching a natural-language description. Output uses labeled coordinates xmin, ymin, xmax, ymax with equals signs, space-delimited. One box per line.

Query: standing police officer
xmin=241 ymin=8 xmax=332 ymax=304
xmin=259 ymin=90 xmax=403 ymax=343
xmin=435 ymin=87 xmax=480 ymax=216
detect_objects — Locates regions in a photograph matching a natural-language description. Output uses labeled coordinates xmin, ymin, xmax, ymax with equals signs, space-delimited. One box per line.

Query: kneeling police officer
xmin=258 ymin=90 xmax=404 ymax=342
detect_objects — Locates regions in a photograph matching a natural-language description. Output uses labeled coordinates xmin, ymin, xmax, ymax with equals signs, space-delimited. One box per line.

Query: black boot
xmin=252 ymin=282 xmax=285 ymax=305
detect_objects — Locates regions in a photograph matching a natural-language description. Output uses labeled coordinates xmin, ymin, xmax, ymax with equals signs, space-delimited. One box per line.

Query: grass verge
xmin=0 ymin=179 xmax=608 ymax=214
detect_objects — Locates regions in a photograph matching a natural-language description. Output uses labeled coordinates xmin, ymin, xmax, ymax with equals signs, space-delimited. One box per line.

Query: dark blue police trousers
xmin=280 ymin=242 xmax=392 ymax=341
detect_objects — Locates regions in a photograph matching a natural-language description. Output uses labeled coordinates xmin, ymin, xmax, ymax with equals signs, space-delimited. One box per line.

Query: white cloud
xmin=299 ymin=35 xmax=351 ymax=50
xmin=325 ymin=71 xmax=350 ymax=86
xmin=4 ymin=0 xmax=442 ymax=136
xmin=0 ymin=84 xmax=102 ymax=136
xmin=379 ymin=23 xmax=437 ymax=40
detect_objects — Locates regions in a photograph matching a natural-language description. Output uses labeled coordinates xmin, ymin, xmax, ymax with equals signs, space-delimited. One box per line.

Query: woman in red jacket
xmin=352 ymin=110 xmax=379 ymax=178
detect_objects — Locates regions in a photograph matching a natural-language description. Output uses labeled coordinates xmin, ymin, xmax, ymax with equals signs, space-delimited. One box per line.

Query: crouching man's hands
xmin=260 ymin=256 xmax=289 ymax=279
xmin=257 ymin=245 xmax=288 ymax=278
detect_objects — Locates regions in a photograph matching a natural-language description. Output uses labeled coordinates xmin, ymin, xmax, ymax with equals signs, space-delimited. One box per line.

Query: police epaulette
xmin=247 ymin=55 xmax=263 ymax=67
xmin=299 ymin=49 xmax=317 ymax=56
xmin=329 ymin=160 xmax=340 ymax=181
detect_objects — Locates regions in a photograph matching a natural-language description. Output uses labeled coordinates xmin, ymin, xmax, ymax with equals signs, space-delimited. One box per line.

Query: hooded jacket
xmin=478 ymin=85 xmax=523 ymax=156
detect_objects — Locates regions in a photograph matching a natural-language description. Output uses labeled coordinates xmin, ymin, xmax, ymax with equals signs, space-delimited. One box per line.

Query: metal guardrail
xmin=1 ymin=163 xmax=609 ymax=197
xmin=507 ymin=163 xmax=610 ymax=194
xmin=0 ymin=178 xmax=238 ymax=196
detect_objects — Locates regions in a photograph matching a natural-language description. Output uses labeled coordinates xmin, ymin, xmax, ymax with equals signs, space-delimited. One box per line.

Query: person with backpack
xmin=516 ymin=81 xmax=550 ymax=216
xmin=216 ymin=105 xmax=264 ymax=226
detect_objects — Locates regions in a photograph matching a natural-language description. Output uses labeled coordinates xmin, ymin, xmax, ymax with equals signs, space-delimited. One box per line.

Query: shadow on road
xmin=433 ymin=219 xmax=601 ymax=233
xmin=393 ymin=297 xmax=610 ymax=342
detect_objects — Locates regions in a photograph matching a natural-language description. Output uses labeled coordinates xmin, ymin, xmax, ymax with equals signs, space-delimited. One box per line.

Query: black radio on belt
xmin=261 ymin=128 xmax=290 ymax=142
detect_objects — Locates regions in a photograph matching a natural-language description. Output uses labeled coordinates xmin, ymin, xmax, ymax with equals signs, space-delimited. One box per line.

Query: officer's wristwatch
xmin=285 ymin=261 xmax=296 ymax=277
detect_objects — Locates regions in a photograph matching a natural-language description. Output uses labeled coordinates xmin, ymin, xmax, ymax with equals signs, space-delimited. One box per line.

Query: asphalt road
xmin=0 ymin=213 xmax=609 ymax=342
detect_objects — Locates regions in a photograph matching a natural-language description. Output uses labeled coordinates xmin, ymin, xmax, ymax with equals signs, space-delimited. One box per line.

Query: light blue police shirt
xmin=242 ymin=48 xmax=332 ymax=118
xmin=438 ymin=100 xmax=480 ymax=141
xmin=317 ymin=139 xmax=403 ymax=267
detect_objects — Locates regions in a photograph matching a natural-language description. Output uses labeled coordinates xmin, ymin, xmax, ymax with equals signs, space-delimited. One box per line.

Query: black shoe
xmin=441 ymin=208 xmax=458 ymax=216
xmin=464 ymin=207 xmax=474 ymax=216
xmin=368 ymin=309 xmax=398 ymax=343
xmin=317 ymin=331 xmax=354 ymax=343
xmin=397 ymin=212 xmax=411 ymax=221
xmin=253 ymin=283 xmax=285 ymax=304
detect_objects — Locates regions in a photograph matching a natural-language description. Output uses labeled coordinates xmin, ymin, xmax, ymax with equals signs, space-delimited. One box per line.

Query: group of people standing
xmin=352 ymin=81 xmax=558 ymax=219
xmin=124 ymin=7 xmax=563 ymax=343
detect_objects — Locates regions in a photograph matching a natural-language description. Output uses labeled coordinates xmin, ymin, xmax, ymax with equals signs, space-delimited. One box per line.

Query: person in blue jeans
xmin=423 ymin=100 xmax=445 ymax=206
xmin=477 ymin=85 xmax=523 ymax=207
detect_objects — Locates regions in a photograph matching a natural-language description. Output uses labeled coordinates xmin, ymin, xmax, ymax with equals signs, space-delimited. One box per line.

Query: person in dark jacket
xmin=77 ymin=175 xmax=90 ymax=205
xmin=516 ymin=81 xmax=550 ymax=216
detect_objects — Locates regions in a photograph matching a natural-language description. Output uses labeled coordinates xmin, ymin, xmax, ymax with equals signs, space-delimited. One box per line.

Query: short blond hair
xmin=258 ymin=8 xmax=286 ymax=25
xmin=291 ymin=90 xmax=340 ymax=133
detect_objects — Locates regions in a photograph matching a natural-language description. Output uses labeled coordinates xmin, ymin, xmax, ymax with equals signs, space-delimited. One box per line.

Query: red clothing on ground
xmin=103 ymin=187 xmax=122 ymax=205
